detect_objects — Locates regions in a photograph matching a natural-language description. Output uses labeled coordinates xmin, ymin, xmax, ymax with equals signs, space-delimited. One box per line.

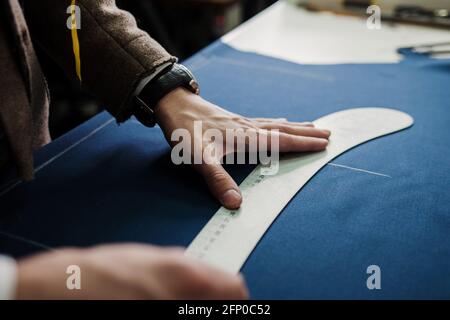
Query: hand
xmin=16 ymin=244 xmax=248 ymax=300
xmin=155 ymin=88 xmax=331 ymax=210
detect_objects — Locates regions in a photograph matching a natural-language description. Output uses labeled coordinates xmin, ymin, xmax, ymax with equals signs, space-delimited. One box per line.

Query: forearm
xmin=0 ymin=255 xmax=17 ymax=300
xmin=22 ymin=0 xmax=176 ymax=122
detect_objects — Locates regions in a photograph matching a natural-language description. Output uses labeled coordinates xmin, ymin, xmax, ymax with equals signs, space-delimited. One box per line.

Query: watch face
xmin=178 ymin=64 xmax=200 ymax=94
xmin=189 ymin=80 xmax=200 ymax=95
xmin=134 ymin=96 xmax=157 ymax=128
xmin=179 ymin=64 xmax=194 ymax=78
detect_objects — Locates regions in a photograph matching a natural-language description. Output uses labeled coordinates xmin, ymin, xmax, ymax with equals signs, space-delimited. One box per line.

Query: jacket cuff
xmin=114 ymin=56 xmax=178 ymax=123
xmin=0 ymin=255 xmax=18 ymax=300
xmin=134 ymin=61 xmax=175 ymax=97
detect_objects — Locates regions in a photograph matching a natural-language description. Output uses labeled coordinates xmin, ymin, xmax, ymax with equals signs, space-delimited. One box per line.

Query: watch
xmin=134 ymin=63 xmax=200 ymax=127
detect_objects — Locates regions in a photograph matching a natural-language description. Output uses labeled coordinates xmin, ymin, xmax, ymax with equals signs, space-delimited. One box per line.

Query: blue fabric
xmin=1 ymin=42 xmax=449 ymax=299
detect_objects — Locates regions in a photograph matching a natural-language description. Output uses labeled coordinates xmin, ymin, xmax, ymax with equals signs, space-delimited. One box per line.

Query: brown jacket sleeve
xmin=22 ymin=0 xmax=177 ymax=122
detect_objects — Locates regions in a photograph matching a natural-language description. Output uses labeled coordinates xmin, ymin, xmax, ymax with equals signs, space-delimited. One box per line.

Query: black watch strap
xmin=134 ymin=64 xmax=200 ymax=127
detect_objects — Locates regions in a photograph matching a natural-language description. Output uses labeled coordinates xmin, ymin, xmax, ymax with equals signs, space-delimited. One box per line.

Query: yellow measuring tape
xmin=70 ymin=0 xmax=82 ymax=82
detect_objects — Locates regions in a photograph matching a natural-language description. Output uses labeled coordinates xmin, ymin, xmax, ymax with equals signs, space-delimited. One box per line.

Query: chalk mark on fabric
xmin=0 ymin=118 xmax=115 ymax=198
xmin=327 ymin=162 xmax=392 ymax=178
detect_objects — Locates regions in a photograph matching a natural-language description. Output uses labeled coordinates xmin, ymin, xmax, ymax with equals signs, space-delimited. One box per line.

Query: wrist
xmin=134 ymin=63 xmax=200 ymax=128
xmin=155 ymin=87 xmax=200 ymax=123
xmin=16 ymin=259 xmax=38 ymax=300
xmin=16 ymin=249 xmax=85 ymax=300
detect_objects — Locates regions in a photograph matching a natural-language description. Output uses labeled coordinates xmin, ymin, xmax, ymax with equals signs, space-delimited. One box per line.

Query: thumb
xmin=196 ymin=163 xmax=242 ymax=210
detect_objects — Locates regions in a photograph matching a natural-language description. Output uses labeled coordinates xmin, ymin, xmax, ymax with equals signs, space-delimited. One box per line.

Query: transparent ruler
xmin=185 ymin=108 xmax=414 ymax=273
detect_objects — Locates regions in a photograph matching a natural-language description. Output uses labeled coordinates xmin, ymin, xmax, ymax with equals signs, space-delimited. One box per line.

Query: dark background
xmin=36 ymin=0 xmax=277 ymax=139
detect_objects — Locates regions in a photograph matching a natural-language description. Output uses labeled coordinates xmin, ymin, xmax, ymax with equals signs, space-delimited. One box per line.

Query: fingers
xmin=270 ymin=132 xmax=329 ymax=153
xmin=183 ymin=256 xmax=249 ymax=300
xmin=256 ymin=130 xmax=328 ymax=153
xmin=290 ymin=122 xmax=315 ymax=127
xmin=259 ymin=123 xmax=331 ymax=139
xmin=202 ymin=271 xmax=249 ymax=300
xmin=252 ymin=117 xmax=288 ymax=122
xmin=251 ymin=118 xmax=330 ymax=151
xmin=160 ymin=252 xmax=249 ymax=300
xmin=195 ymin=163 xmax=242 ymax=210
xmin=253 ymin=118 xmax=315 ymax=127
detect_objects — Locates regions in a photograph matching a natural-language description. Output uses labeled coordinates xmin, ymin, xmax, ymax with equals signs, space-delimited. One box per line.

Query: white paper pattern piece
xmin=222 ymin=1 xmax=450 ymax=64
xmin=186 ymin=108 xmax=414 ymax=273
